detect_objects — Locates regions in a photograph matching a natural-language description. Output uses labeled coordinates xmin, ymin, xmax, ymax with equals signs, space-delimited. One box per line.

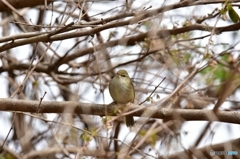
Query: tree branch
xmin=0 ymin=98 xmax=240 ymax=124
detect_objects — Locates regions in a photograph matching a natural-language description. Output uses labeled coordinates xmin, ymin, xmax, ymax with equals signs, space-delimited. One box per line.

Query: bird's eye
xmin=120 ymin=74 xmax=126 ymax=77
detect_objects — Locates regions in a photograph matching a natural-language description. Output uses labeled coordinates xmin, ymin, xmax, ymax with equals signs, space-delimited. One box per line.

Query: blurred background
xmin=0 ymin=0 xmax=240 ymax=158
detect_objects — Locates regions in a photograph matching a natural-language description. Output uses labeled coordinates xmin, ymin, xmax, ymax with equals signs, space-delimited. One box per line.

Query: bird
xmin=109 ymin=70 xmax=135 ymax=127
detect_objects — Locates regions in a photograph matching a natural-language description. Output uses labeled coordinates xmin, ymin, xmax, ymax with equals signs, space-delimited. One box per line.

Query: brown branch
xmin=1 ymin=0 xmax=240 ymax=52
xmin=0 ymin=63 xmax=49 ymax=74
xmin=0 ymin=0 xmax=239 ymax=13
xmin=51 ymin=22 xmax=240 ymax=67
xmin=0 ymin=98 xmax=240 ymax=124
xmin=0 ymin=0 xmax=52 ymax=12
xmin=1 ymin=20 xmax=240 ymax=54
xmin=22 ymin=147 xmax=114 ymax=159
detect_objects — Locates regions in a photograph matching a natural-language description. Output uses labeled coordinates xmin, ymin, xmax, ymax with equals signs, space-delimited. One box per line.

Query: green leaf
xmin=200 ymin=61 xmax=230 ymax=84
xmin=146 ymin=96 xmax=152 ymax=102
xmin=219 ymin=8 xmax=227 ymax=15
xmin=227 ymin=3 xmax=240 ymax=23
xmin=80 ymin=131 xmax=92 ymax=142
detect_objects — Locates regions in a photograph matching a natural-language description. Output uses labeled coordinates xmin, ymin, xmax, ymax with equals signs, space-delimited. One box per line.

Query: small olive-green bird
xmin=109 ymin=70 xmax=135 ymax=127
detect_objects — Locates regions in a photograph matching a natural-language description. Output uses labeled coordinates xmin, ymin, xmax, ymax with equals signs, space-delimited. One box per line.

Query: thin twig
xmin=139 ymin=77 xmax=166 ymax=105
xmin=37 ymin=91 xmax=47 ymax=113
